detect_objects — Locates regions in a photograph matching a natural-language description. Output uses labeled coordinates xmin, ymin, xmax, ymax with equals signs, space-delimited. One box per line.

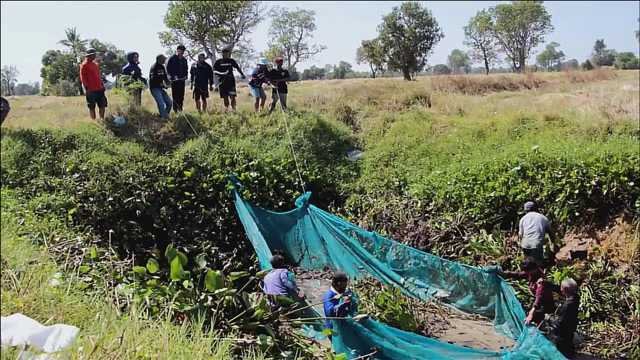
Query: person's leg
xmin=176 ymin=81 xmax=185 ymax=112
xmin=202 ymin=98 xmax=208 ymax=112
xmin=86 ymin=92 xmax=96 ymax=120
xmin=97 ymin=92 xmax=107 ymax=120
xmin=269 ymin=91 xmax=278 ymax=113
xmin=162 ymin=90 xmax=173 ymax=118
xmin=230 ymin=96 xmax=237 ymax=111
xmin=195 ymin=92 xmax=202 ymax=112
xmin=98 ymin=107 xmax=106 ymax=120
xmin=151 ymin=88 xmax=167 ymax=118
xmin=280 ymin=93 xmax=287 ymax=110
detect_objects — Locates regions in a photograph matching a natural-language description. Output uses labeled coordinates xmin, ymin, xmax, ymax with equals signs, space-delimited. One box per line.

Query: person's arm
xmin=525 ymin=279 xmax=545 ymax=324
xmin=190 ymin=66 xmax=195 ymax=89
xmin=208 ymin=66 xmax=214 ymax=89
xmin=166 ymin=57 xmax=175 ymax=80
xmin=519 ymin=218 xmax=524 ymax=240
xmin=233 ymin=60 xmax=245 ymax=78
xmin=79 ymin=64 xmax=87 ymax=90
xmin=499 ymin=270 xmax=526 ymax=280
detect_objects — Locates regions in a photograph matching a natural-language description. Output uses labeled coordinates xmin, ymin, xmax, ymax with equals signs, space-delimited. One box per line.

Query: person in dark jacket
xmin=190 ymin=53 xmax=214 ymax=113
xmin=547 ymin=278 xmax=579 ymax=357
xmin=249 ymin=58 xmax=269 ymax=112
xmin=497 ymin=257 xmax=559 ymax=325
xmin=267 ymin=57 xmax=290 ymax=113
xmin=213 ymin=45 xmax=245 ymax=112
xmin=323 ymin=272 xmax=358 ymax=333
xmin=121 ymin=51 xmax=146 ymax=107
xmin=149 ymin=54 xmax=172 ymax=119
xmin=166 ymin=45 xmax=188 ymax=113
xmin=0 ymin=96 xmax=10 ymax=125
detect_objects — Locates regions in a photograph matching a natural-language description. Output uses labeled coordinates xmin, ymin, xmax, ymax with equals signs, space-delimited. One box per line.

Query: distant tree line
xmin=1 ymin=65 xmax=40 ymax=96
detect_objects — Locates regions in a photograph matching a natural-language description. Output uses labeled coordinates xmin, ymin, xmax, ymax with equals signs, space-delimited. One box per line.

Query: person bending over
xmin=262 ymin=255 xmax=305 ymax=308
xmin=323 ymin=272 xmax=358 ymax=332
xmin=547 ymin=278 xmax=580 ymax=357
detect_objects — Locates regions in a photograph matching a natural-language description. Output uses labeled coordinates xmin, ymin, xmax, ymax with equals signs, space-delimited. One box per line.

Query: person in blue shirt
xmin=249 ymin=58 xmax=270 ymax=112
xmin=262 ymin=255 xmax=305 ymax=309
xmin=323 ymin=272 xmax=357 ymax=331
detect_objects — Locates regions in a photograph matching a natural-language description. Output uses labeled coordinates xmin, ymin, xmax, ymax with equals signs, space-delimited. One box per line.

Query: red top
xmin=80 ymin=59 xmax=104 ymax=92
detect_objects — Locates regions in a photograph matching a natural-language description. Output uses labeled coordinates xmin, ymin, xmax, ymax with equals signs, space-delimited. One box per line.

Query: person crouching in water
xmin=323 ymin=272 xmax=358 ymax=334
xmin=249 ymin=58 xmax=270 ymax=112
xmin=547 ymin=278 xmax=580 ymax=357
xmin=190 ymin=53 xmax=214 ymax=113
xmin=262 ymin=255 xmax=305 ymax=308
xmin=148 ymin=54 xmax=172 ymax=119
xmin=267 ymin=57 xmax=290 ymax=113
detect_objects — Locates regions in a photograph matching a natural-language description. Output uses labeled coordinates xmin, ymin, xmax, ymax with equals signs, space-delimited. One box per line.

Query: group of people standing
xmin=78 ymin=44 xmax=291 ymax=121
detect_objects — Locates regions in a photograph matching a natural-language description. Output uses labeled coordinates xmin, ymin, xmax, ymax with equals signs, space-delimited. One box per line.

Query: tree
xmin=377 ymin=2 xmax=444 ymax=80
xmin=448 ymin=49 xmax=471 ymax=74
xmin=431 ymin=64 xmax=451 ymax=75
xmin=581 ymin=59 xmax=594 ymax=71
xmin=591 ymin=39 xmax=616 ymax=67
xmin=89 ymin=39 xmax=126 ymax=79
xmin=356 ymin=38 xmax=386 ymax=78
xmin=1 ymin=65 xmax=19 ymax=96
xmin=560 ymin=59 xmax=579 ymax=71
xmin=301 ymin=65 xmax=326 ymax=80
xmin=40 ymin=50 xmax=79 ymax=95
xmin=59 ymin=27 xmax=88 ymax=63
xmin=614 ymin=52 xmax=640 ymax=70
xmin=159 ymin=1 xmax=263 ymax=62
xmin=536 ymin=42 xmax=565 ymax=71
xmin=464 ymin=9 xmax=499 ymax=75
xmin=490 ymin=1 xmax=553 ymax=73
xmin=267 ymin=7 xmax=325 ymax=70
xmin=14 ymin=82 xmax=40 ymax=96
xmin=333 ymin=61 xmax=353 ymax=79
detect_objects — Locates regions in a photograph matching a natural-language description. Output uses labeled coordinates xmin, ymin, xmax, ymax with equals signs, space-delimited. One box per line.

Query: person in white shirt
xmin=519 ymin=201 xmax=555 ymax=264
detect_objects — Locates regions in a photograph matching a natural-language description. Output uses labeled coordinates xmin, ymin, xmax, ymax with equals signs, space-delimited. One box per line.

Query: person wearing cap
xmin=79 ymin=48 xmax=107 ymax=121
xmin=190 ymin=53 xmax=214 ymax=113
xmin=213 ymin=45 xmax=246 ymax=111
xmin=519 ymin=201 xmax=555 ymax=263
xmin=166 ymin=45 xmax=188 ymax=113
xmin=148 ymin=54 xmax=172 ymax=119
xmin=249 ymin=58 xmax=270 ymax=112
xmin=267 ymin=57 xmax=290 ymax=113
xmin=497 ymin=257 xmax=559 ymax=325
xmin=121 ymin=51 xmax=147 ymax=107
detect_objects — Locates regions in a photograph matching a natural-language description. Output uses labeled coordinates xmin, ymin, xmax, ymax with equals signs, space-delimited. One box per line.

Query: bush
xmin=51 ymin=79 xmax=79 ymax=96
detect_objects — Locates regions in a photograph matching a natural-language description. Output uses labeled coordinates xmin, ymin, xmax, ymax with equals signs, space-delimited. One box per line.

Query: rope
xmin=274 ymin=85 xmax=307 ymax=194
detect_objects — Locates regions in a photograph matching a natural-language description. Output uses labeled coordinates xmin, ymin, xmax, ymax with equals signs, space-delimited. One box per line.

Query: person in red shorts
xmin=79 ymin=48 xmax=107 ymax=121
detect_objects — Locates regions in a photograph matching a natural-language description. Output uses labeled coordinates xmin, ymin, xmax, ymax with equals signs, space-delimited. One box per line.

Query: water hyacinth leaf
xmin=165 ymin=244 xmax=177 ymax=261
xmin=132 ymin=266 xmax=146 ymax=275
xmin=195 ymin=253 xmax=207 ymax=269
xmin=146 ymin=258 xmax=160 ymax=274
xmin=205 ymin=270 xmax=225 ymax=292
xmin=89 ymin=246 xmax=98 ymax=260
xmin=78 ymin=265 xmax=90 ymax=274
xmin=170 ymin=256 xmax=186 ymax=281
xmin=177 ymin=251 xmax=188 ymax=267
xmin=228 ymin=271 xmax=250 ymax=281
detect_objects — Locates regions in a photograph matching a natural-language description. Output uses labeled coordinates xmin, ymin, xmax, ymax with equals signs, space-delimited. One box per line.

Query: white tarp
xmin=1 ymin=313 xmax=79 ymax=356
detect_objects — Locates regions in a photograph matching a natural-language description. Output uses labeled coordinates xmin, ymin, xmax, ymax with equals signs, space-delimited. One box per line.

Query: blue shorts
xmin=249 ymin=86 xmax=266 ymax=98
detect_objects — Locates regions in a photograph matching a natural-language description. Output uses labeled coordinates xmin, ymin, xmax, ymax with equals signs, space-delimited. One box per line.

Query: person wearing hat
xmin=79 ymin=48 xmax=107 ymax=121
xmin=213 ymin=45 xmax=246 ymax=111
xmin=190 ymin=53 xmax=214 ymax=113
xmin=121 ymin=51 xmax=147 ymax=108
xmin=249 ymin=58 xmax=270 ymax=112
xmin=519 ymin=201 xmax=555 ymax=263
xmin=496 ymin=257 xmax=559 ymax=325
xmin=267 ymin=57 xmax=290 ymax=113
xmin=148 ymin=54 xmax=172 ymax=119
xmin=166 ymin=45 xmax=188 ymax=113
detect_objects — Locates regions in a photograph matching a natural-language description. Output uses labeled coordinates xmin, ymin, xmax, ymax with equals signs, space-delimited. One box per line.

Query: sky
xmin=1 ymin=1 xmax=639 ymax=83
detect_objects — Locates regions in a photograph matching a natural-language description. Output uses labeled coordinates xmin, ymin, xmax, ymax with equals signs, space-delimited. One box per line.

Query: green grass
xmin=0 ymin=189 xmax=260 ymax=360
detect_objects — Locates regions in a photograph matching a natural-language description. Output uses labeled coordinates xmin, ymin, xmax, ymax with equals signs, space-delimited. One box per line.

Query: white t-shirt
xmin=519 ymin=211 xmax=550 ymax=249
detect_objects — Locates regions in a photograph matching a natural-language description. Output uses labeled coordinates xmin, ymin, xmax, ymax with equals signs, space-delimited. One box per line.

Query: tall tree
xmin=356 ymin=38 xmax=386 ymax=78
xmin=159 ymin=1 xmax=263 ymax=62
xmin=89 ymin=39 xmax=127 ymax=78
xmin=464 ymin=9 xmax=499 ymax=75
xmin=447 ymin=49 xmax=471 ymax=74
xmin=536 ymin=41 xmax=565 ymax=71
xmin=333 ymin=61 xmax=353 ymax=79
xmin=591 ymin=39 xmax=616 ymax=67
xmin=1 ymin=65 xmax=19 ymax=96
xmin=377 ymin=2 xmax=444 ymax=80
xmin=267 ymin=7 xmax=325 ymax=70
xmin=59 ymin=27 xmax=88 ymax=63
xmin=489 ymin=1 xmax=553 ymax=73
